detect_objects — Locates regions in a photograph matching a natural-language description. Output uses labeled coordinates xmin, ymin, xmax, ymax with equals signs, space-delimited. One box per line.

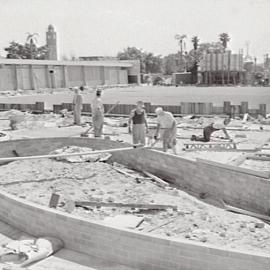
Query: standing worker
xmin=154 ymin=107 xmax=177 ymax=154
xmin=91 ymin=89 xmax=104 ymax=137
xmin=72 ymin=86 xmax=83 ymax=125
xmin=191 ymin=117 xmax=231 ymax=142
xmin=128 ymin=101 xmax=148 ymax=146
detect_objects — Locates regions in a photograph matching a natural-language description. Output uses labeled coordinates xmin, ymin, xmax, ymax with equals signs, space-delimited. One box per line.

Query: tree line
xmin=117 ymin=33 xmax=230 ymax=76
xmin=4 ymin=31 xmax=230 ymax=77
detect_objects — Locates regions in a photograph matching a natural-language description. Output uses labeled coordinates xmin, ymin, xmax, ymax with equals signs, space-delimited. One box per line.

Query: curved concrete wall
xmin=0 ymin=137 xmax=270 ymax=269
xmin=0 ymin=190 xmax=270 ymax=270
xmin=0 ymin=137 xmax=269 ymax=215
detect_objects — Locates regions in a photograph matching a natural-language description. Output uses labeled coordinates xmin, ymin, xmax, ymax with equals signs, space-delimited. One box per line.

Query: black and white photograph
xmin=0 ymin=0 xmax=269 ymax=269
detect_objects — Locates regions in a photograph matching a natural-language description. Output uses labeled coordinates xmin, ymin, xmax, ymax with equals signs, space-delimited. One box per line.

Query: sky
xmin=0 ymin=0 xmax=269 ymax=62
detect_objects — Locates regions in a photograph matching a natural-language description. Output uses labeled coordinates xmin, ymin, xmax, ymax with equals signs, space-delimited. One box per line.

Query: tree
xmin=117 ymin=47 xmax=162 ymax=74
xmin=4 ymin=41 xmax=48 ymax=59
xmin=191 ymin=36 xmax=199 ymax=50
xmin=175 ymin=34 xmax=187 ymax=71
xmin=219 ymin=33 xmax=230 ymax=49
xmin=26 ymin=33 xmax=39 ymax=59
xmin=163 ymin=54 xmax=178 ymax=75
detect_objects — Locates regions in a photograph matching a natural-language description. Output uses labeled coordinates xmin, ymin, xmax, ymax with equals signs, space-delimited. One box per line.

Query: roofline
xmin=0 ymin=59 xmax=134 ymax=67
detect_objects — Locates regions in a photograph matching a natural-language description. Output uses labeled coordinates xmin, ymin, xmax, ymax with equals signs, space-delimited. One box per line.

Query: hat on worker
xmin=136 ymin=100 xmax=145 ymax=107
xmin=96 ymin=89 xmax=102 ymax=95
xmin=155 ymin=107 xmax=163 ymax=115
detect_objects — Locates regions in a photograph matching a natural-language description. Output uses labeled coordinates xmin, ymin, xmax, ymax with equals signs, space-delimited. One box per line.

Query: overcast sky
xmin=0 ymin=0 xmax=269 ymax=61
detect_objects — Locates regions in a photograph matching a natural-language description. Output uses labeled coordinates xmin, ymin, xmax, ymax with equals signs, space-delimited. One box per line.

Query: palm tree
xmin=175 ymin=34 xmax=187 ymax=71
xmin=219 ymin=33 xmax=230 ymax=49
xmin=191 ymin=36 xmax=199 ymax=50
xmin=25 ymin=32 xmax=39 ymax=59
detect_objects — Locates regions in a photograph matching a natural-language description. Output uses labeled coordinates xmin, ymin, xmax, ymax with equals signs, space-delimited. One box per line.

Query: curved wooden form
xmin=0 ymin=137 xmax=269 ymax=269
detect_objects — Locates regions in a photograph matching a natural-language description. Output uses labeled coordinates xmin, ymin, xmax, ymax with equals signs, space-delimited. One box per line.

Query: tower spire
xmin=46 ymin=25 xmax=57 ymax=60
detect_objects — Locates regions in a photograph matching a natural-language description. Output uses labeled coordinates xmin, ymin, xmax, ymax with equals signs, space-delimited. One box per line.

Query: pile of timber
xmin=184 ymin=142 xmax=237 ymax=151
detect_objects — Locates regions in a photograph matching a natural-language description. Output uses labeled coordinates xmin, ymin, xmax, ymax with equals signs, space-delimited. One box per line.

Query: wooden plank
xmin=224 ymin=203 xmax=270 ymax=222
xmin=112 ymin=166 xmax=148 ymax=180
xmin=197 ymin=158 xmax=270 ymax=179
xmin=184 ymin=142 xmax=236 ymax=150
xmin=142 ymin=171 xmax=169 ymax=187
xmin=49 ymin=193 xmax=60 ymax=208
xmin=75 ymin=201 xmax=177 ymax=210
xmin=0 ymin=146 xmax=141 ymax=163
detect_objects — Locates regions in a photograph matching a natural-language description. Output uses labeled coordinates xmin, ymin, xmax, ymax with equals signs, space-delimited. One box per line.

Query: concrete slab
xmin=0 ymin=221 xmax=137 ymax=270
xmin=29 ymin=249 xmax=137 ymax=270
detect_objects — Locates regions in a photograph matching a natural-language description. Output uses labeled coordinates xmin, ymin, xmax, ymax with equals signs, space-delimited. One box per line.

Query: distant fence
xmin=53 ymin=101 xmax=267 ymax=117
xmin=0 ymin=101 xmax=267 ymax=117
xmin=0 ymin=102 xmax=44 ymax=113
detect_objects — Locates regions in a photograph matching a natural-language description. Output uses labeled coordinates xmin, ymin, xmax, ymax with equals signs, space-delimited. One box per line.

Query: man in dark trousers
xmin=191 ymin=117 xmax=231 ymax=142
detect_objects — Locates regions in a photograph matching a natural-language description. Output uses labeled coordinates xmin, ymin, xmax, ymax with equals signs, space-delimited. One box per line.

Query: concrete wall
xmin=0 ymin=137 xmax=270 ymax=269
xmin=112 ymin=148 xmax=270 ymax=215
xmin=0 ymin=191 xmax=269 ymax=270
xmin=0 ymin=137 xmax=269 ymax=216
xmin=0 ymin=59 xmax=139 ymax=91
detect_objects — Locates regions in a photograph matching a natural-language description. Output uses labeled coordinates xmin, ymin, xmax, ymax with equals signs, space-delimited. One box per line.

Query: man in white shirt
xmin=154 ymin=107 xmax=177 ymax=154
xmin=191 ymin=118 xmax=231 ymax=142
xmin=91 ymin=89 xmax=104 ymax=137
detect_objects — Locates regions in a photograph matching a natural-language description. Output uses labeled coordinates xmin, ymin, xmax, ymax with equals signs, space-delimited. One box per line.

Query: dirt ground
xmin=0 ymin=111 xmax=270 ymax=254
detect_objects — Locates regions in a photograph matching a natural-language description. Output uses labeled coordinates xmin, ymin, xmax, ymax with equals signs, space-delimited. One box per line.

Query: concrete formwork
xmin=0 ymin=137 xmax=269 ymax=270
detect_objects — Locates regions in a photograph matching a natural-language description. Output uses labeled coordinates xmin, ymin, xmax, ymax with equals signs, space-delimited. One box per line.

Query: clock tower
xmin=46 ymin=25 xmax=57 ymax=60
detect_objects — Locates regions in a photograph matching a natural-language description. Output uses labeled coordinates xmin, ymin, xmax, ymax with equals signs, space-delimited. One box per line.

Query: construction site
xmin=0 ymin=84 xmax=269 ymax=270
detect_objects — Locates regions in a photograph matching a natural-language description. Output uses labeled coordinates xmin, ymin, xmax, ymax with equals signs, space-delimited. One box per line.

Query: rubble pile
xmin=50 ymin=146 xmax=111 ymax=163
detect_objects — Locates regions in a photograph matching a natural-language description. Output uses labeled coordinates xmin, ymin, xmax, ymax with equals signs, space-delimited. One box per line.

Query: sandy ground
xmin=0 ymin=86 xmax=270 ymax=110
xmin=0 ymin=158 xmax=270 ymax=254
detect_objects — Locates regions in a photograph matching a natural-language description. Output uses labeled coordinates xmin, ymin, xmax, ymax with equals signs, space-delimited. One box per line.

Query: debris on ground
xmin=1 ymin=159 xmax=270 ymax=254
xmin=49 ymin=146 xmax=111 ymax=163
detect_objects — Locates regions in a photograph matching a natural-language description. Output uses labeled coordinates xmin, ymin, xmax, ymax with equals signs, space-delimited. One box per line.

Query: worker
xmin=154 ymin=107 xmax=177 ymax=154
xmin=128 ymin=101 xmax=148 ymax=146
xmin=191 ymin=117 xmax=231 ymax=142
xmin=72 ymin=87 xmax=83 ymax=125
xmin=91 ymin=89 xmax=104 ymax=137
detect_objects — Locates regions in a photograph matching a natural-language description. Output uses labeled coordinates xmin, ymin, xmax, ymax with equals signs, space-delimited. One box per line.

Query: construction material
xmin=75 ymin=201 xmax=177 ymax=211
xmin=197 ymin=158 xmax=270 ymax=179
xmin=224 ymin=203 xmax=270 ymax=222
xmin=184 ymin=142 xmax=237 ymax=150
xmin=0 ymin=146 xmax=140 ymax=163
xmin=49 ymin=193 xmax=60 ymax=208
xmin=112 ymin=166 xmax=148 ymax=180
xmin=147 ymin=218 xmax=176 ymax=232
xmin=142 ymin=171 xmax=169 ymax=187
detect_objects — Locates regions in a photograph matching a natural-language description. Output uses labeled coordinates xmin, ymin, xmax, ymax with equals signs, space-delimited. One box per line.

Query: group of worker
xmin=72 ymin=86 xmax=104 ymax=137
xmin=72 ymin=87 xmax=231 ymax=155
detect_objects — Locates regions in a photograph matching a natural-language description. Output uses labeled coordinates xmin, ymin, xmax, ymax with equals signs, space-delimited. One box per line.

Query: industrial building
xmin=199 ymin=51 xmax=244 ymax=85
xmin=0 ymin=58 xmax=140 ymax=91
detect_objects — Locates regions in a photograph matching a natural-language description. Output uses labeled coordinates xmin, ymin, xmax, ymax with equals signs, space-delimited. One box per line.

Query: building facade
xmin=0 ymin=59 xmax=140 ymax=91
xmin=199 ymin=51 xmax=244 ymax=85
